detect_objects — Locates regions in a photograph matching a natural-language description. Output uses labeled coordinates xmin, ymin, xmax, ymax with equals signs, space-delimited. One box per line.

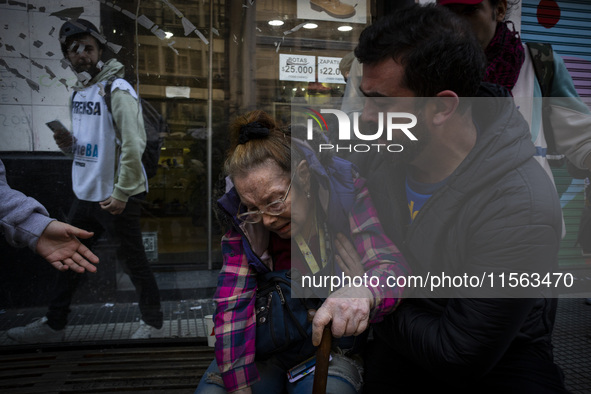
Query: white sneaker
xmin=131 ymin=320 xmax=164 ymax=339
xmin=6 ymin=317 xmax=65 ymax=344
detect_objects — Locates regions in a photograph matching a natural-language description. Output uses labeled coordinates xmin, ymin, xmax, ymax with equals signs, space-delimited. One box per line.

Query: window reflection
xmin=0 ymin=0 xmax=369 ymax=346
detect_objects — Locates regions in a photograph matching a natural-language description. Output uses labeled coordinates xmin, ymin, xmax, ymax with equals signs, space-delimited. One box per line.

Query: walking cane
xmin=308 ymin=310 xmax=332 ymax=394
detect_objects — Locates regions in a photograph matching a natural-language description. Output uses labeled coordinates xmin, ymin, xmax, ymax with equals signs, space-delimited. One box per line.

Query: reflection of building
xmin=0 ymin=0 xmax=372 ymax=308
xmin=97 ymin=0 xmax=370 ymax=270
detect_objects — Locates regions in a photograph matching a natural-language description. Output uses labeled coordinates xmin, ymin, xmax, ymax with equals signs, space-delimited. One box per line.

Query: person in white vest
xmin=7 ymin=19 xmax=163 ymax=343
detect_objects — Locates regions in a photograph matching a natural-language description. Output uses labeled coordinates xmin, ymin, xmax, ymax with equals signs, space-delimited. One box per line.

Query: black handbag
xmin=255 ymin=269 xmax=322 ymax=368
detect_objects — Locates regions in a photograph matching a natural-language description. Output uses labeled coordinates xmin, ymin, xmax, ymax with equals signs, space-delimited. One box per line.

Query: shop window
xmin=0 ymin=0 xmax=373 ymax=347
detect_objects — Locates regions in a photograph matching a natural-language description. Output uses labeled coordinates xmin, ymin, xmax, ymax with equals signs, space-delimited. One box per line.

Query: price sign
xmin=318 ymin=56 xmax=346 ymax=84
xmin=279 ymin=54 xmax=316 ymax=82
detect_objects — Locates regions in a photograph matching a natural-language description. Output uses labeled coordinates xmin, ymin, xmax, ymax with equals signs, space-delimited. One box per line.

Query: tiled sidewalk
xmin=0 ymin=299 xmax=216 ymax=345
xmin=552 ymin=296 xmax=591 ymax=393
xmin=0 ymin=297 xmax=589 ymax=392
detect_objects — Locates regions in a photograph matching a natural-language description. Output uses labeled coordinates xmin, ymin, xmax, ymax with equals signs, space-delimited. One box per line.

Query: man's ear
xmin=296 ymin=160 xmax=311 ymax=194
xmin=431 ymin=90 xmax=459 ymax=126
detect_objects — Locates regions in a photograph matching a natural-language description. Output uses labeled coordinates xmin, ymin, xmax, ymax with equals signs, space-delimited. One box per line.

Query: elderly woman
xmin=195 ymin=110 xmax=408 ymax=394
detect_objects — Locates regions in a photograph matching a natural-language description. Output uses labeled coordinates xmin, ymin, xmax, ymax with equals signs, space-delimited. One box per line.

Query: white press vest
xmin=71 ymin=79 xmax=138 ymax=202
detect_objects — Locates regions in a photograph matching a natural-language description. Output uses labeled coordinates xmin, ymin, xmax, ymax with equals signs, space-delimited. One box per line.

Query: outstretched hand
xmin=36 ymin=221 xmax=99 ymax=273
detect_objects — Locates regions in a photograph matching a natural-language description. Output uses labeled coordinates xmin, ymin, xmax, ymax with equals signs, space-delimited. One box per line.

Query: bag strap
xmin=527 ymin=42 xmax=554 ymax=97
xmin=103 ymin=76 xmax=122 ymax=139
xmin=526 ymin=42 xmax=559 ymax=157
xmin=103 ymin=75 xmax=118 ymax=115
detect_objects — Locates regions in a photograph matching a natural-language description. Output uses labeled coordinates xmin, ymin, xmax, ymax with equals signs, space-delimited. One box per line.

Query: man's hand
xmin=53 ymin=128 xmax=75 ymax=152
xmin=36 ymin=221 xmax=99 ymax=273
xmin=335 ymin=233 xmax=365 ymax=277
xmin=311 ymin=286 xmax=374 ymax=346
xmin=99 ymin=196 xmax=126 ymax=215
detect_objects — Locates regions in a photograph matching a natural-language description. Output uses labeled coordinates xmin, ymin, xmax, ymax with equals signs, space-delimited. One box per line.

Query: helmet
xmin=59 ymin=19 xmax=104 ymax=56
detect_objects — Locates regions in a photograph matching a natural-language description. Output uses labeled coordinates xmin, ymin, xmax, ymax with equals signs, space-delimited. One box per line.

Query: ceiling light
xmin=165 ymin=31 xmax=174 ymax=39
xmin=303 ymin=23 xmax=318 ymax=29
xmin=338 ymin=25 xmax=353 ymax=32
xmin=268 ymin=20 xmax=284 ymax=26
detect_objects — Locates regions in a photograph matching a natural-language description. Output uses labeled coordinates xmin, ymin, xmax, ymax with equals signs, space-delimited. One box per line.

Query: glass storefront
xmin=2 ymin=2 xmax=591 ymax=393
xmin=0 ymin=0 xmax=395 ymax=346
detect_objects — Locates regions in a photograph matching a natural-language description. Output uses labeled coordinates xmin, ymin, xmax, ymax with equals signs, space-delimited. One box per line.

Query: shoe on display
xmin=131 ymin=319 xmax=165 ymax=339
xmin=6 ymin=317 xmax=65 ymax=344
xmin=307 ymin=82 xmax=331 ymax=94
xmin=310 ymin=0 xmax=356 ymax=19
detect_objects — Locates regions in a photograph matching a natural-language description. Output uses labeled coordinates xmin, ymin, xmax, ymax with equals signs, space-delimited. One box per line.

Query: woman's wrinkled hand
xmin=311 ymin=286 xmax=373 ymax=346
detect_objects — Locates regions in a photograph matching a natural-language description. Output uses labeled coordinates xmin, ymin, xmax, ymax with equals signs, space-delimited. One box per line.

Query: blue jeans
xmin=194 ymin=352 xmax=363 ymax=394
xmin=46 ymin=195 xmax=163 ymax=330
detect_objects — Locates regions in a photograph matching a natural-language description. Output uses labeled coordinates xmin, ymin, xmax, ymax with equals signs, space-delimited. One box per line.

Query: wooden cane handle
xmin=308 ymin=309 xmax=332 ymax=394
xmin=313 ymin=325 xmax=332 ymax=394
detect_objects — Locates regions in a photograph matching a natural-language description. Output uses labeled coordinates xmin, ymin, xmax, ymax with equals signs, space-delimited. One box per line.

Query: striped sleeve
xmin=349 ymin=177 xmax=410 ymax=322
xmin=213 ymin=229 xmax=260 ymax=392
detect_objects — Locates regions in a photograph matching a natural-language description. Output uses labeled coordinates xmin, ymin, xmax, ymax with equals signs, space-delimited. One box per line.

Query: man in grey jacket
xmin=0 ymin=159 xmax=98 ymax=272
xmin=349 ymin=4 xmax=569 ymax=393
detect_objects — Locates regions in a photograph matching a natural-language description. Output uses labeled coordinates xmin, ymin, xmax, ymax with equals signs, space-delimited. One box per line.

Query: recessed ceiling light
xmin=303 ymin=23 xmax=318 ymax=29
xmin=338 ymin=25 xmax=353 ymax=32
xmin=268 ymin=20 xmax=284 ymax=26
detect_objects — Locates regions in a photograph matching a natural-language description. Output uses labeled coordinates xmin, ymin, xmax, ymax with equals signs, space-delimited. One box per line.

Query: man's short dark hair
xmin=355 ymin=4 xmax=486 ymax=97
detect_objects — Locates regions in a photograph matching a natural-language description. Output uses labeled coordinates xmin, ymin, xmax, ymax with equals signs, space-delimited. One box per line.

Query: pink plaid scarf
xmin=483 ymin=21 xmax=525 ymax=92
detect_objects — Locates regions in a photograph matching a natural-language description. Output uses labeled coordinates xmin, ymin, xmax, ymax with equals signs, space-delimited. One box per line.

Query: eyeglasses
xmin=237 ymin=173 xmax=295 ymax=223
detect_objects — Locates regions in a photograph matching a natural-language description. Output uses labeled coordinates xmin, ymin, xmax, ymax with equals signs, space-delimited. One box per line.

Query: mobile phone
xmin=286 ymin=354 xmax=332 ymax=383
xmin=46 ymin=120 xmax=69 ymax=133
